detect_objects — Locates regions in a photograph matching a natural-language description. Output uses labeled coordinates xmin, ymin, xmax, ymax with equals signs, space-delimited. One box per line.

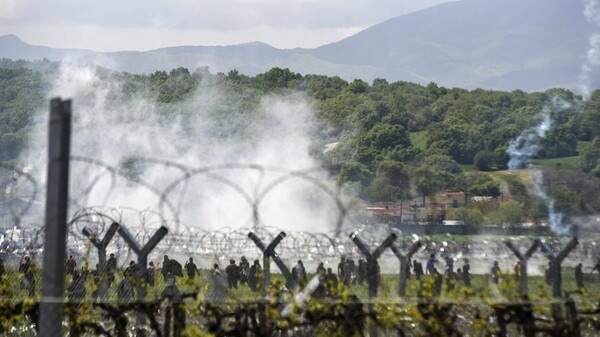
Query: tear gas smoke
xmin=580 ymin=0 xmax=600 ymax=100
xmin=21 ymin=63 xmax=347 ymax=233
xmin=506 ymin=97 xmax=575 ymax=235
xmin=506 ymin=97 xmax=572 ymax=170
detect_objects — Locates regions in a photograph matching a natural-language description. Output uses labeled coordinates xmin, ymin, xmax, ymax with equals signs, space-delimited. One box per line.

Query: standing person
xmin=19 ymin=255 xmax=36 ymax=297
xmin=65 ymin=255 xmax=77 ymax=275
xmin=185 ymin=257 xmax=199 ymax=279
xmin=107 ymin=253 xmax=117 ymax=274
xmin=462 ymin=259 xmax=471 ymax=287
xmin=343 ymin=258 xmax=354 ymax=286
xmin=514 ymin=261 xmax=522 ymax=280
xmin=575 ymin=263 xmax=584 ymax=289
xmin=225 ymin=259 xmax=239 ymax=289
xmin=117 ymin=272 xmax=135 ymax=303
xmin=337 ymin=256 xmax=346 ymax=282
xmin=316 ymin=262 xmax=326 ymax=276
xmin=106 ymin=253 xmax=117 ymax=286
xmin=324 ymin=267 xmax=338 ymax=298
xmin=0 ymin=258 xmax=5 ymax=280
xmin=248 ymin=260 xmax=261 ymax=292
xmin=413 ymin=260 xmax=424 ymax=281
xmin=491 ymin=261 xmax=501 ymax=284
xmin=357 ymin=259 xmax=367 ymax=285
xmin=125 ymin=261 xmax=137 ymax=279
xmin=592 ymin=260 xmax=600 ymax=281
xmin=146 ymin=261 xmax=156 ymax=287
xmin=207 ymin=264 xmax=228 ymax=302
xmin=239 ymin=256 xmax=250 ymax=285
xmin=426 ymin=254 xmax=437 ymax=274
xmin=67 ymin=272 xmax=87 ymax=305
xmin=433 ymin=268 xmax=443 ymax=296
xmin=162 ymin=255 xmax=171 ymax=280
xmin=292 ymin=260 xmax=308 ymax=289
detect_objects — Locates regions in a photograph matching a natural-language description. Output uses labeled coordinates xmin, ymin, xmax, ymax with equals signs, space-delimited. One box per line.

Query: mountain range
xmin=0 ymin=0 xmax=596 ymax=91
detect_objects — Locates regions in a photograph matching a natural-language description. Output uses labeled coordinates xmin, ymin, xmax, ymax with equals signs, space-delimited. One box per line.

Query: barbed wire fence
xmin=0 ymin=98 xmax=600 ymax=336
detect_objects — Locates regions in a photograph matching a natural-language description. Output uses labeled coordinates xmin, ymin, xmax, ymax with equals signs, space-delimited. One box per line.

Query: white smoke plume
xmin=531 ymin=171 xmax=571 ymax=235
xmin=22 ymin=63 xmax=347 ymax=235
xmin=506 ymin=97 xmax=575 ymax=235
xmin=506 ymin=97 xmax=572 ymax=170
xmin=579 ymin=0 xmax=600 ymax=100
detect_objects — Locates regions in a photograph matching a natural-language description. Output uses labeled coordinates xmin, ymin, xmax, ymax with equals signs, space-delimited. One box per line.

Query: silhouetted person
xmin=248 ymin=260 xmax=261 ymax=292
xmin=146 ymin=261 xmax=156 ymax=287
xmin=292 ymin=260 xmax=308 ymax=289
xmin=413 ymin=260 xmax=424 ymax=281
xmin=491 ymin=260 xmax=501 ymax=284
xmin=337 ymin=256 xmax=346 ymax=281
xmin=343 ymin=258 xmax=354 ymax=286
xmin=106 ymin=253 xmax=117 ymax=286
xmin=65 ymin=255 xmax=77 ymax=275
xmin=426 ymin=254 xmax=436 ymax=274
xmin=239 ymin=256 xmax=250 ymax=285
xmin=163 ymin=255 xmax=183 ymax=279
xmin=592 ymin=260 xmax=600 ymax=282
xmin=316 ymin=262 xmax=326 ymax=276
xmin=463 ymin=259 xmax=471 ymax=287
xmin=207 ymin=264 xmax=228 ymax=302
xmin=185 ymin=257 xmax=199 ymax=278
xmin=358 ymin=259 xmax=367 ymax=284
xmin=117 ymin=273 xmax=134 ymax=303
xmin=68 ymin=272 xmax=87 ymax=304
xmin=225 ymin=259 xmax=239 ymax=289
xmin=433 ymin=268 xmax=443 ymax=296
xmin=324 ymin=267 xmax=338 ymax=298
xmin=575 ymin=263 xmax=584 ymax=288
xmin=125 ymin=261 xmax=137 ymax=279
xmin=19 ymin=255 xmax=35 ymax=297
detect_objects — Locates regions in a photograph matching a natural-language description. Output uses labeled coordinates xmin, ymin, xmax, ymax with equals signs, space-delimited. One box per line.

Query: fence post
xmin=505 ymin=240 xmax=539 ymax=296
xmin=350 ymin=233 xmax=396 ymax=337
xmin=248 ymin=231 xmax=291 ymax=335
xmin=118 ymin=225 xmax=168 ymax=337
xmin=537 ymin=238 xmax=578 ymax=319
xmin=390 ymin=241 xmax=422 ymax=296
xmin=82 ymin=221 xmax=119 ymax=301
xmin=247 ymin=231 xmax=291 ymax=295
xmin=39 ymin=98 xmax=71 ymax=337
xmin=350 ymin=233 xmax=396 ymax=298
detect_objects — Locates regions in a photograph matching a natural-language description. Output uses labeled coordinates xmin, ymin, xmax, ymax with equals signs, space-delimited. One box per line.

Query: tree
xmin=447 ymin=208 xmax=484 ymax=228
xmin=581 ymin=136 xmax=600 ymax=173
xmin=473 ymin=151 xmax=496 ymax=171
xmin=490 ymin=200 xmax=524 ymax=227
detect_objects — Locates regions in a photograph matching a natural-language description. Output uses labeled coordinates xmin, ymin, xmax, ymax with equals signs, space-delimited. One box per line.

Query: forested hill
xmin=0 ymin=0 xmax=596 ymax=91
xmin=1 ymin=61 xmax=600 ymax=217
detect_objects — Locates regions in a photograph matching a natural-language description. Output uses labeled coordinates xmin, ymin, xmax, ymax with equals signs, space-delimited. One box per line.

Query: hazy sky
xmin=0 ymin=0 xmax=455 ymax=51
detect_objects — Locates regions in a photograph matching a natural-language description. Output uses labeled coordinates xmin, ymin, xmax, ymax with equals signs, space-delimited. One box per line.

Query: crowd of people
xmin=1 ymin=252 xmax=600 ymax=302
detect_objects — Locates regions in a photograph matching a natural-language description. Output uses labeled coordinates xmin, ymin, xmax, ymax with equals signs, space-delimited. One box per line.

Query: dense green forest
xmin=1 ymin=59 xmax=600 ymax=220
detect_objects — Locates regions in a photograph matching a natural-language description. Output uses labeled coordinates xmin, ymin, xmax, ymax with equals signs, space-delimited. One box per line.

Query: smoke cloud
xmin=22 ymin=63 xmax=347 ymax=235
xmin=505 ymin=97 xmax=575 ymax=235
xmin=580 ymin=0 xmax=600 ymax=100
xmin=506 ymin=97 xmax=572 ymax=170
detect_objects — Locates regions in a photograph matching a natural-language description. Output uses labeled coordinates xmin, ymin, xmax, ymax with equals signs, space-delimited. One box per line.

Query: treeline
xmin=1 ymin=60 xmax=600 ymax=214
